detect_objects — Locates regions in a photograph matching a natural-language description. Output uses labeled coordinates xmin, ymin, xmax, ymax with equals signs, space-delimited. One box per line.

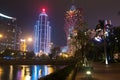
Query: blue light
xmin=94 ymin=36 xmax=102 ymax=42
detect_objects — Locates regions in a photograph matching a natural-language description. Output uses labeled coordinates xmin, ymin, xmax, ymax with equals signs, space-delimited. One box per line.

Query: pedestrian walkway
xmin=75 ymin=62 xmax=120 ymax=80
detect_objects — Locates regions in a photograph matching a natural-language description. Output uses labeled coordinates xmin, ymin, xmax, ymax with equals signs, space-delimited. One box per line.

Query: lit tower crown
xmin=34 ymin=8 xmax=51 ymax=54
xmin=65 ymin=5 xmax=77 ymax=40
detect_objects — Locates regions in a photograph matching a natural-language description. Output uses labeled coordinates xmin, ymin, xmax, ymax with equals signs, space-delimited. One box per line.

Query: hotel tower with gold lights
xmin=34 ymin=8 xmax=51 ymax=55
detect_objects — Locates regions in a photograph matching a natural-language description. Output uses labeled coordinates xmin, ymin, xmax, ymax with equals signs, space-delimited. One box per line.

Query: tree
xmin=67 ymin=17 xmax=90 ymax=63
xmin=113 ymin=27 xmax=120 ymax=52
xmin=50 ymin=46 xmax=60 ymax=59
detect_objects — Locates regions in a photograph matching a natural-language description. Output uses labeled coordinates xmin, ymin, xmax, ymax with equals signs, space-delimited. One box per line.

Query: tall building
xmin=0 ymin=14 xmax=21 ymax=50
xmin=34 ymin=8 xmax=51 ymax=55
xmin=64 ymin=4 xmax=84 ymax=55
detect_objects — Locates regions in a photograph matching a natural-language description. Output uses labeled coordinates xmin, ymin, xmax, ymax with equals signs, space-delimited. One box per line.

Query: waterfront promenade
xmin=75 ymin=62 xmax=120 ymax=80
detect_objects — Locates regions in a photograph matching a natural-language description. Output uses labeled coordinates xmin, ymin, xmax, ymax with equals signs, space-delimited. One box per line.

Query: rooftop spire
xmin=70 ymin=0 xmax=76 ymax=11
xmin=70 ymin=5 xmax=76 ymax=11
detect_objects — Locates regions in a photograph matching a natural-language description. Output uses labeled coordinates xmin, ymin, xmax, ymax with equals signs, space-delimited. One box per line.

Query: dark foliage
xmin=39 ymin=64 xmax=75 ymax=80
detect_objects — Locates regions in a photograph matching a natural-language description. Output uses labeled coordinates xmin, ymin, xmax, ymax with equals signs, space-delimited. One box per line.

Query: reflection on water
xmin=9 ymin=65 xmax=13 ymax=80
xmin=0 ymin=65 xmax=56 ymax=80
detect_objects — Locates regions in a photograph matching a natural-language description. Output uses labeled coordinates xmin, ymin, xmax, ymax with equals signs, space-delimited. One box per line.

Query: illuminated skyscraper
xmin=34 ymin=8 xmax=51 ymax=54
xmin=64 ymin=4 xmax=84 ymax=55
xmin=0 ymin=13 xmax=21 ymax=50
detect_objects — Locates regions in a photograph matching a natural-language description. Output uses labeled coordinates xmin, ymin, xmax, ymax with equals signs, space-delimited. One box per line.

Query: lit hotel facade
xmin=34 ymin=9 xmax=51 ymax=55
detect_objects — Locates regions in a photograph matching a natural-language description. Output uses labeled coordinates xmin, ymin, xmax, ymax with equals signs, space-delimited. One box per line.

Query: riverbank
xmin=39 ymin=64 xmax=75 ymax=80
xmin=0 ymin=59 xmax=76 ymax=65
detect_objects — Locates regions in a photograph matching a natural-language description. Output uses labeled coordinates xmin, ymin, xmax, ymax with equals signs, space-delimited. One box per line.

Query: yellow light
xmin=20 ymin=39 xmax=27 ymax=51
xmin=47 ymin=65 xmax=54 ymax=74
xmin=0 ymin=67 xmax=3 ymax=75
xmin=0 ymin=34 xmax=3 ymax=38
xmin=27 ymin=37 xmax=32 ymax=42
xmin=86 ymin=71 xmax=91 ymax=75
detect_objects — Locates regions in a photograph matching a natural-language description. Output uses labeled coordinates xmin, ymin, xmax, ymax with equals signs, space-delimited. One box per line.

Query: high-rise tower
xmin=64 ymin=4 xmax=84 ymax=55
xmin=34 ymin=8 xmax=51 ymax=55
xmin=0 ymin=13 xmax=21 ymax=50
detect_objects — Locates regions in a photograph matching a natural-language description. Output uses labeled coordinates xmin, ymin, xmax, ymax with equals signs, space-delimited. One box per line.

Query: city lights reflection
xmin=9 ymin=65 xmax=13 ymax=80
xmin=0 ymin=67 xmax=3 ymax=79
xmin=0 ymin=65 xmax=56 ymax=80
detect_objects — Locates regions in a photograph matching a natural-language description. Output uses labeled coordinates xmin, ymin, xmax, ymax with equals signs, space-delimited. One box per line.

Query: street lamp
xmin=99 ymin=20 xmax=108 ymax=64
xmin=103 ymin=30 xmax=108 ymax=65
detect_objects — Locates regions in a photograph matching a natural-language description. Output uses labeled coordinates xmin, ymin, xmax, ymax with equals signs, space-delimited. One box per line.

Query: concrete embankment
xmin=39 ymin=64 xmax=75 ymax=80
xmin=0 ymin=59 xmax=75 ymax=65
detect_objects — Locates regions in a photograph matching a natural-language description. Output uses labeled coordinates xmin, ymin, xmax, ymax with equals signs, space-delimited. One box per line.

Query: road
xmin=75 ymin=62 xmax=120 ymax=80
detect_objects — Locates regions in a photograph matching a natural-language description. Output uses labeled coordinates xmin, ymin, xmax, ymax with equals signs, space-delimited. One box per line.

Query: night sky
xmin=0 ymin=0 xmax=120 ymax=46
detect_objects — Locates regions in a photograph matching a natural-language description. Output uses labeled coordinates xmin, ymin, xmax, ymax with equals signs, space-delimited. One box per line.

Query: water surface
xmin=0 ymin=65 xmax=57 ymax=80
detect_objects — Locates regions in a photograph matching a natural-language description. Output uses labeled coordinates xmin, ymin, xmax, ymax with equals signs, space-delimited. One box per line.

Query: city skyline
xmin=0 ymin=0 xmax=120 ymax=46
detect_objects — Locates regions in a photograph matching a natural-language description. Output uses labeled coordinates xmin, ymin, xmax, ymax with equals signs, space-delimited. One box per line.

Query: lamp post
xmin=99 ymin=20 xmax=108 ymax=64
xmin=103 ymin=29 xmax=108 ymax=65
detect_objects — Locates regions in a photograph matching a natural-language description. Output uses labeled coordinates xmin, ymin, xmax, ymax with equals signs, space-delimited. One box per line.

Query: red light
xmin=42 ymin=8 xmax=46 ymax=12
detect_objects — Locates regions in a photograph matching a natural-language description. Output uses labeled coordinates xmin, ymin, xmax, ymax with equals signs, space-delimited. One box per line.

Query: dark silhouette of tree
xmin=50 ymin=46 xmax=60 ymax=59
